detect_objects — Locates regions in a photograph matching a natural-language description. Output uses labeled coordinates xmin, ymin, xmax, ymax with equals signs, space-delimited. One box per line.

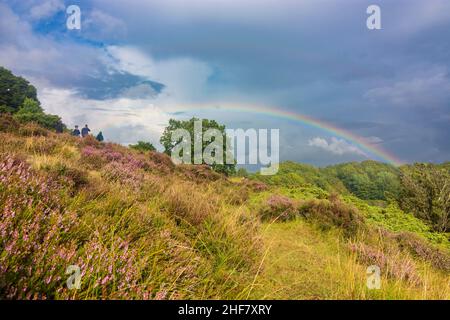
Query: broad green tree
xmin=160 ymin=117 xmax=236 ymax=175
xmin=0 ymin=66 xmax=38 ymax=112
xmin=399 ymin=163 xmax=450 ymax=232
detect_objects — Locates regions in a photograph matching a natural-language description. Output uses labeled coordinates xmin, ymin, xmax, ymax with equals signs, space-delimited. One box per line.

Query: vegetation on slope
xmin=0 ymin=123 xmax=261 ymax=299
xmin=252 ymin=160 xmax=450 ymax=233
xmin=1 ymin=119 xmax=448 ymax=299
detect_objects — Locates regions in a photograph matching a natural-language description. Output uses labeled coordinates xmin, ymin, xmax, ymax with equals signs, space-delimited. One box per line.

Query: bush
xmin=18 ymin=122 xmax=49 ymax=137
xmin=80 ymin=146 xmax=107 ymax=170
xmin=236 ymin=168 xmax=249 ymax=177
xmin=130 ymin=141 xmax=156 ymax=152
xmin=178 ymin=164 xmax=223 ymax=182
xmin=47 ymin=164 xmax=89 ymax=192
xmin=260 ymin=195 xmax=298 ymax=222
xmin=394 ymin=232 xmax=450 ymax=272
xmin=147 ymin=151 xmax=175 ymax=173
xmin=242 ymin=178 xmax=268 ymax=192
xmin=13 ymin=98 xmax=65 ymax=133
xmin=0 ymin=114 xmax=19 ymax=133
xmin=349 ymin=242 xmax=421 ymax=286
xmin=298 ymin=194 xmax=365 ymax=237
xmin=0 ymin=67 xmax=39 ymax=112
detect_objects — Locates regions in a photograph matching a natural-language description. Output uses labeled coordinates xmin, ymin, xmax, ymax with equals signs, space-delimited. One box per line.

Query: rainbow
xmin=170 ymin=102 xmax=403 ymax=166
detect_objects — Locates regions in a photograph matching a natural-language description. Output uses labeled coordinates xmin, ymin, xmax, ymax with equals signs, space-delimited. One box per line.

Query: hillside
xmin=0 ymin=118 xmax=448 ymax=299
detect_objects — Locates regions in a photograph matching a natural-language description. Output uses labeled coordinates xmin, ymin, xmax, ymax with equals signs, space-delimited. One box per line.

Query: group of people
xmin=72 ymin=124 xmax=104 ymax=142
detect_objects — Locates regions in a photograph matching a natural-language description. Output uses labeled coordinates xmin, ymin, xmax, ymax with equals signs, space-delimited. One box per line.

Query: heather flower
xmin=260 ymin=194 xmax=298 ymax=221
xmin=349 ymin=242 xmax=421 ymax=286
xmin=0 ymin=155 xmax=77 ymax=299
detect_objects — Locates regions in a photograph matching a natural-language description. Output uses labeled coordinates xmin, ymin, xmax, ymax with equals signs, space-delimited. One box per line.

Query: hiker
xmin=96 ymin=131 xmax=104 ymax=142
xmin=81 ymin=124 xmax=91 ymax=138
xmin=72 ymin=125 xmax=80 ymax=137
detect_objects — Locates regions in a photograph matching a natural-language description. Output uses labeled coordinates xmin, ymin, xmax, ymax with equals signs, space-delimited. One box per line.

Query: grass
xmin=0 ymin=121 xmax=448 ymax=300
xmin=250 ymin=220 xmax=449 ymax=299
xmin=0 ymin=129 xmax=261 ymax=299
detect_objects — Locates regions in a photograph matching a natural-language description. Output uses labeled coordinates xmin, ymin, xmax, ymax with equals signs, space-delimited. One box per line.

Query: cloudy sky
xmin=1 ymin=0 xmax=449 ymax=166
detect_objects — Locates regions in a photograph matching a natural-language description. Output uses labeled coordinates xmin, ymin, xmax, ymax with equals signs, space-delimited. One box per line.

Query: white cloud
xmin=29 ymin=0 xmax=65 ymax=20
xmin=104 ymin=45 xmax=213 ymax=101
xmin=308 ymin=137 xmax=368 ymax=157
xmin=39 ymin=87 xmax=171 ymax=147
xmin=0 ymin=3 xmax=102 ymax=81
xmin=120 ymin=84 xmax=158 ymax=99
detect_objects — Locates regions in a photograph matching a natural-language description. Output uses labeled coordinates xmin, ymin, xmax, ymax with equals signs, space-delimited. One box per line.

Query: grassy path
xmin=248 ymin=220 xmax=450 ymax=299
xmin=249 ymin=220 xmax=363 ymax=299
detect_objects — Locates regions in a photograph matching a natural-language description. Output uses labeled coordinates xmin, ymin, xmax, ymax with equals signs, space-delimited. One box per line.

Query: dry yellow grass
xmin=250 ymin=220 xmax=449 ymax=299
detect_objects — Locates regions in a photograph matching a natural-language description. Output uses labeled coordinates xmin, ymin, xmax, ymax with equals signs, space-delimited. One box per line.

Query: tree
xmin=0 ymin=67 xmax=38 ymax=113
xmin=0 ymin=67 xmax=66 ymax=132
xmin=160 ymin=117 xmax=236 ymax=175
xmin=0 ymin=105 xmax=14 ymax=114
xmin=323 ymin=161 xmax=401 ymax=200
xmin=398 ymin=164 xmax=450 ymax=232
xmin=16 ymin=97 xmax=43 ymax=114
xmin=130 ymin=141 xmax=156 ymax=152
xmin=13 ymin=98 xmax=65 ymax=132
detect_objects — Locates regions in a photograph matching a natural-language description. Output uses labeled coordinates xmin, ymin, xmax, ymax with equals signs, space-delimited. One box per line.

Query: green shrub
xmin=13 ymin=98 xmax=65 ymax=132
xmin=130 ymin=141 xmax=156 ymax=152
xmin=0 ymin=113 xmax=19 ymax=133
xmin=298 ymin=194 xmax=365 ymax=237
xmin=259 ymin=194 xmax=298 ymax=222
xmin=17 ymin=122 xmax=49 ymax=137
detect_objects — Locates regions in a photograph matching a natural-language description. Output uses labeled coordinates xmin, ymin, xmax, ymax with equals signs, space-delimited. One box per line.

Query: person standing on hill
xmin=81 ymin=124 xmax=91 ymax=137
xmin=72 ymin=125 xmax=80 ymax=137
xmin=96 ymin=131 xmax=104 ymax=142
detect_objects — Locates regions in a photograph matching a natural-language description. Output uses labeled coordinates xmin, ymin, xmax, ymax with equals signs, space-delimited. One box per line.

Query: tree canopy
xmin=160 ymin=117 xmax=235 ymax=175
xmin=323 ymin=161 xmax=401 ymax=200
xmin=398 ymin=163 xmax=450 ymax=232
xmin=0 ymin=67 xmax=65 ymax=132
xmin=0 ymin=66 xmax=38 ymax=112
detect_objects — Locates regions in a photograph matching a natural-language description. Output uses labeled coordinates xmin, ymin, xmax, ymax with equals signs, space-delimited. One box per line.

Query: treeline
xmin=0 ymin=67 xmax=65 ymax=132
xmin=323 ymin=161 xmax=401 ymax=200
xmin=253 ymin=161 xmax=450 ymax=232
